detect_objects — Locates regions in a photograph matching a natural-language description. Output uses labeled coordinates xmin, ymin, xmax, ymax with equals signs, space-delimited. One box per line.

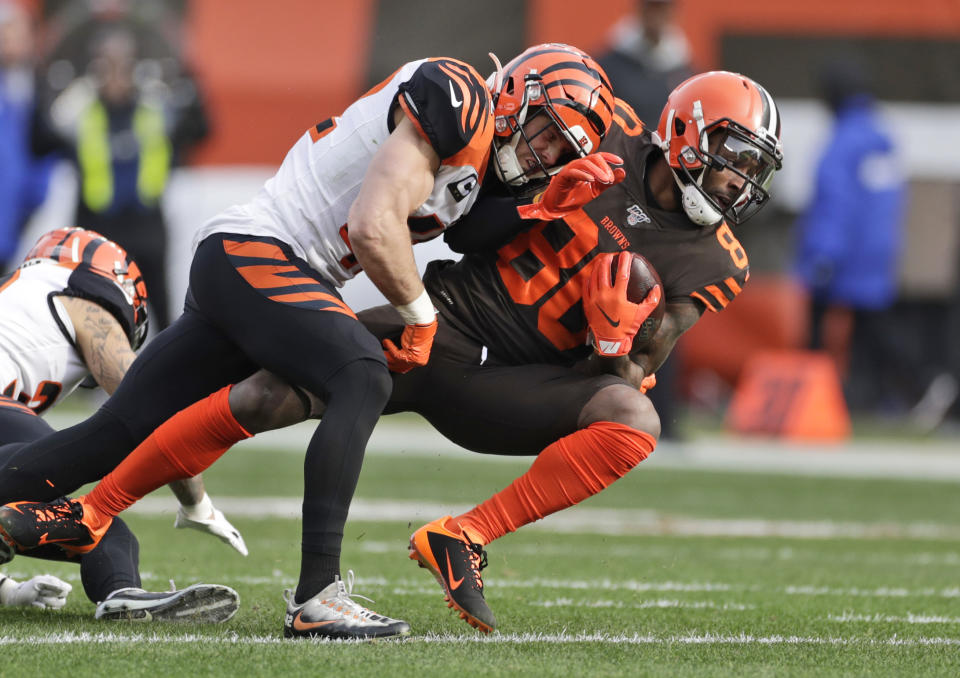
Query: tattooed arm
xmin=56 ymin=296 xmax=135 ymax=395
xmin=54 ymin=295 xmax=250 ymax=555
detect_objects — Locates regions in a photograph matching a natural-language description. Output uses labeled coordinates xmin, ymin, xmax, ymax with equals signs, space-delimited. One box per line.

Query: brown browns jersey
xmin=424 ymin=114 xmax=750 ymax=366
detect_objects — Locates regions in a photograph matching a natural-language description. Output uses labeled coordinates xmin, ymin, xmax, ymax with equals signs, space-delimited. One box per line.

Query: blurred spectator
xmin=597 ymin=0 xmax=693 ymax=439
xmin=596 ymin=0 xmax=693 ymax=129
xmin=31 ymin=21 xmax=209 ymax=331
xmin=0 ymin=1 xmax=53 ymax=272
xmin=794 ymin=57 xmax=957 ymax=426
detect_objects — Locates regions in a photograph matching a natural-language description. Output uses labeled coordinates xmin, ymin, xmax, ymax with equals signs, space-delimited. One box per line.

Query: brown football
xmin=609 ymin=252 xmax=665 ymax=350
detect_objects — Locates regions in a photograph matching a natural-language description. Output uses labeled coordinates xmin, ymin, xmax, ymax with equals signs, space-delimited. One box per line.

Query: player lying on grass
xmin=0 ymin=228 xmax=241 ymax=621
xmin=0 ymin=44 xmax=619 ymax=638
xmin=0 ymin=71 xmax=782 ymax=633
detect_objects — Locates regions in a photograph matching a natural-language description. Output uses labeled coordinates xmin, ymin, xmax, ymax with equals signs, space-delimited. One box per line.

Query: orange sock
xmin=449 ymin=422 xmax=656 ymax=545
xmin=84 ymin=385 xmax=251 ymax=518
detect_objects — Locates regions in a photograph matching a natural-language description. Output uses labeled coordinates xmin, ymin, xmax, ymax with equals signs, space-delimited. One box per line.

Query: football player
xmin=0 ymin=71 xmax=782 ymax=633
xmin=0 ymin=227 xmax=241 ymax=620
xmin=0 ymin=44 xmax=619 ymax=639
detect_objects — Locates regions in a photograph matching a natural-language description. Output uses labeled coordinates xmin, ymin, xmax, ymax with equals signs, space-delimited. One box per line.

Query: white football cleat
xmin=282 ymin=571 xmax=410 ymax=640
xmin=95 ymin=582 xmax=239 ymax=622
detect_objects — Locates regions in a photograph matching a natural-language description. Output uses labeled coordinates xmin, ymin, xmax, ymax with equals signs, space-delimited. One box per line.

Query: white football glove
xmin=0 ymin=574 xmax=72 ymax=609
xmin=174 ymin=494 xmax=248 ymax=556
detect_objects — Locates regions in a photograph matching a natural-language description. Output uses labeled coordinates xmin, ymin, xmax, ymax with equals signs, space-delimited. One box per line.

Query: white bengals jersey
xmin=0 ymin=261 xmax=88 ymax=413
xmin=194 ymin=57 xmax=494 ymax=287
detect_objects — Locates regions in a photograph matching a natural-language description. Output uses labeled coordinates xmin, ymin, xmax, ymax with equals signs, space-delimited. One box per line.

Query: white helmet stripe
xmin=756 ymin=82 xmax=779 ymax=139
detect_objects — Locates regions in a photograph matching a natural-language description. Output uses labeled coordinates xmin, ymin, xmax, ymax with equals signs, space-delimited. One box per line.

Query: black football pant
xmin=0 ymin=400 xmax=141 ymax=603
xmin=361 ymin=304 xmax=625 ymax=454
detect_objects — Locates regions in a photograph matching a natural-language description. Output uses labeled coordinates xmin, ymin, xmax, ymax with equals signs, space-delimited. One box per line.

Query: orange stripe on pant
xmin=0 ymin=395 xmax=35 ymax=416
xmin=222 ymin=239 xmax=288 ymax=260
xmin=235 ymin=264 xmax=320 ymax=290
xmin=267 ymin=291 xmax=357 ymax=318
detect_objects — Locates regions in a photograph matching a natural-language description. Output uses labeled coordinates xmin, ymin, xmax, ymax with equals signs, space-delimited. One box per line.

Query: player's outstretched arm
xmin=170 ymin=477 xmax=248 ymax=557
xmin=349 ymin=114 xmax=441 ymax=373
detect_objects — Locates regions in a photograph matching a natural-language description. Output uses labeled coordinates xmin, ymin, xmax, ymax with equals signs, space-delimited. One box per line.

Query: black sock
xmin=295 ymin=551 xmax=340 ymax=603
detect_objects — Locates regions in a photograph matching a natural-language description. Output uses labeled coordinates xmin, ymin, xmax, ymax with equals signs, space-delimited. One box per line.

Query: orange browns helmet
xmin=656 ymin=71 xmax=784 ymax=226
xmin=24 ymin=227 xmax=149 ymax=349
xmin=489 ymin=43 xmax=615 ymax=189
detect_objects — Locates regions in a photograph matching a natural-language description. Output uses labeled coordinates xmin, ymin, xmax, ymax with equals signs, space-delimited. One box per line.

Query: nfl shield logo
xmin=626 ymin=204 xmax=651 ymax=226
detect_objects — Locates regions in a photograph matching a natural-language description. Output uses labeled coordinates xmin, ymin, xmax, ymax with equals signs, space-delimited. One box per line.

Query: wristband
xmin=394 ymin=289 xmax=436 ymax=325
xmin=179 ymin=492 xmax=214 ymax=521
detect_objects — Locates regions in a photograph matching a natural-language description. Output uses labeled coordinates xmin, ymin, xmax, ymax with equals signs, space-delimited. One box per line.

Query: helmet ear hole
xmin=674 ymin=117 xmax=686 ymax=137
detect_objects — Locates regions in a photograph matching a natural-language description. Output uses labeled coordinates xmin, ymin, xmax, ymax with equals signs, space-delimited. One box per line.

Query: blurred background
xmin=3 ymin=0 xmax=958 ymax=440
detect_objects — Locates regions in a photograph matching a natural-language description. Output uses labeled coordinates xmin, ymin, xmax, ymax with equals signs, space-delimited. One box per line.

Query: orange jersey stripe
xmin=690 ymin=290 xmax=717 ymax=312
xmin=0 ymin=269 xmax=21 ymax=294
xmin=223 ymin=240 xmax=288 ymax=261
xmin=309 ymin=118 xmax=338 ymax=143
xmin=724 ymin=276 xmax=743 ymax=295
xmin=235 ymin=265 xmax=319 ymax=290
xmin=613 ymin=98 xmax=645 ymax=137
xmin=705 ymin=284 xmax=730 ymax=308
xmin=397 ymin=94 xmax=431 ymax=147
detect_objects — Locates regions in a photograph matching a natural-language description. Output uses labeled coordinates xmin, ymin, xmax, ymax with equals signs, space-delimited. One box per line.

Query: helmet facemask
xmin=668 ymin=118 xmax=782 ymax=226
xmin=491 ymin=69 xmax=606 ymax=194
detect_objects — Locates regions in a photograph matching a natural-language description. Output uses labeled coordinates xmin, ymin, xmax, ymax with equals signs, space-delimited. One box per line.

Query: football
xmin=609 ymin=251 xmax=665 ymax=350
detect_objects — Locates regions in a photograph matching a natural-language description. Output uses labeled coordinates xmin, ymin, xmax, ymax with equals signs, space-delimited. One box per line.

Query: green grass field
xmin=3 ymin=414 xmax=960 ymax=677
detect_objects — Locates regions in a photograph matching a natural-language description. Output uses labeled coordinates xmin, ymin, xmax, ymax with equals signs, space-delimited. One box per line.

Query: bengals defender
xmin=0 ymin=228 xmax=241 ymax=620
xmin=0 ymin=45 xmax=618 ymax=639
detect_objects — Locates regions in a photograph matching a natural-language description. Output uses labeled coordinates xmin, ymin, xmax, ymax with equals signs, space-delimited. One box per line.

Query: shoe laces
xmin=329 ymin=570 xmax=380 ymax=622
xmin=464 ymin=538 xmax=488 ymax=593
xmin=32 ymin=497 xmax=81 ymax=527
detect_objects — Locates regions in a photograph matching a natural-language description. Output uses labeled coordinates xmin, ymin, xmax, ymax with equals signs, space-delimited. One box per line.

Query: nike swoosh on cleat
xmin=445 ymin=550 xmax=465 ymax=590
xmin=448 ymin=80 xmax=462 ymax=108
xmin=597 ymin=306 xmax=620 ymax=327
xmin=292 ymin=613 xmax=337 ymax=632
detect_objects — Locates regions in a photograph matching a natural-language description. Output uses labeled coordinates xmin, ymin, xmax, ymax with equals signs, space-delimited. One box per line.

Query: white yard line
xmin=129 ymin=496 xmax=960 ymax=541
xmin=829 ymin=612 xmax=960 ymax=624
xmin=3 ymin=630 xmax=960 ymax=646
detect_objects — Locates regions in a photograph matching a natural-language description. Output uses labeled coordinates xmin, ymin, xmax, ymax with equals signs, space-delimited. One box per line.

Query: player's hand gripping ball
xmin=584 ymin=251 xmax=665 ymax=357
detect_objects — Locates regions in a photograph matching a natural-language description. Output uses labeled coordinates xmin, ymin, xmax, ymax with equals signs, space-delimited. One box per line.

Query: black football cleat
xmin=0 ymin=497 xmax=108 ymax=555
xmin=409 ymin=516 xmax=496 ymax=633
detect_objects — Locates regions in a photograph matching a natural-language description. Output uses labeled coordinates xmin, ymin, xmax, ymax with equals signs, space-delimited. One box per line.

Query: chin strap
xmin=653 ymin=120 xmax=723 ymax=226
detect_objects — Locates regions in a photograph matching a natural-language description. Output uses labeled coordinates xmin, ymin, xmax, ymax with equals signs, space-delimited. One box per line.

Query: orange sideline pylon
xmin=726 ymin=350 xmax=851 ymax=441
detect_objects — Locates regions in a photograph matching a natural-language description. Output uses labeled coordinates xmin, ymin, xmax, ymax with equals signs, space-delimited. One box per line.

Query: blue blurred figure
xmin=794 ymin=58 xmax=957 ymax=421
xmin=795 ymin=59 xmax=905 ymax=328
xmin=0 ymin=2 xmax=53 ymax=272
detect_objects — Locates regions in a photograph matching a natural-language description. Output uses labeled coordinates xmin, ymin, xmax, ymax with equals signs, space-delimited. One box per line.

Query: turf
xmin=3 ymin=420 xmax=960 ymax=677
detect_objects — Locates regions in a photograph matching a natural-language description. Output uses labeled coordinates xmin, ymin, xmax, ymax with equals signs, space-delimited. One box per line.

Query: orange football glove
xmin=584 ymin=251 xmax=662 ymax=357
xmin=382 ymin=319 xmax=438 ymax=373
xmin=639 ymin=373 xmax=657 ymax=394
xmin=517 ymin=152 xmax=626 ymax=221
